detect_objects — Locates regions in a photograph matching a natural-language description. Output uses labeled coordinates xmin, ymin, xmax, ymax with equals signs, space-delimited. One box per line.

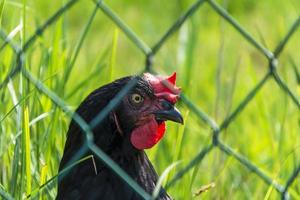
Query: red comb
xmin=143 ymin=72 xmax=181 ymax=103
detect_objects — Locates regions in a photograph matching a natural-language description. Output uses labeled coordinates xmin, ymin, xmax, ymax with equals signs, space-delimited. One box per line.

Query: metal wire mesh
xmin=0 ymin=0 xmax=299 ymax=199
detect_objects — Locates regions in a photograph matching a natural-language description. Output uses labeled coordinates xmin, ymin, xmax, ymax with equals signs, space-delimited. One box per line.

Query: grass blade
xmin=0 ymin=0 xmax=5 ymax=27
xmin=151 ymin=161 xmax=181 ymax=199
xmin=109 ymin=28 xmax=119 ymax=81
xmin=39 ymin=164 xmax=48 ymax=200
xmin=23 ymin=106 xmax=31 ymax=196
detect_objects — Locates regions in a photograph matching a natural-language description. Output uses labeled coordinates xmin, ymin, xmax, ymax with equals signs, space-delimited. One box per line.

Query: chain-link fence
xmin=0 ymin=0 xmax=299 ymax=199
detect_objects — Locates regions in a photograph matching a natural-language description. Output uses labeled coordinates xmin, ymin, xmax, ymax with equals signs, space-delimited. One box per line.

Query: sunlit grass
xmin=0 ymin=0 xmax=299 ymax=199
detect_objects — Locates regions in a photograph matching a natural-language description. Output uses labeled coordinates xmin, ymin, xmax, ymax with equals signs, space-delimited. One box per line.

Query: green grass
xmin=0 ymin=0 xmax=300 ymax=199
xmin=22 ymin=106 xmax=31 ymax=197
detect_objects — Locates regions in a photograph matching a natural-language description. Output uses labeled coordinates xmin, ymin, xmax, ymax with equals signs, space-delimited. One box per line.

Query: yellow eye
xmin=131 ymin=93 xmax=144 ymax=104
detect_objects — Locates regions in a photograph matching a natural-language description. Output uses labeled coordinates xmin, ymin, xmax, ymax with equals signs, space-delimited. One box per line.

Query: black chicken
xmin=56 ymin=72 xmax=183 ymax=200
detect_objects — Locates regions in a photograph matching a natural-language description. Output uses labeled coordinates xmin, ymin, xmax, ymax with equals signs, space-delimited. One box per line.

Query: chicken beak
xmin=154 ymin=100 xmax=184 ymax=124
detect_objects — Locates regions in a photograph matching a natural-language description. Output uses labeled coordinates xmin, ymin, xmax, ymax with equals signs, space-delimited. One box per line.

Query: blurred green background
xmin=0 ymin=0 xmax=299 ymax=199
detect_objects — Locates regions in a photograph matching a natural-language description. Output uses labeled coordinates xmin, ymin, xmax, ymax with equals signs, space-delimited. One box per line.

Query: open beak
xmin=153 ymin=100 xmax=184 ymax=124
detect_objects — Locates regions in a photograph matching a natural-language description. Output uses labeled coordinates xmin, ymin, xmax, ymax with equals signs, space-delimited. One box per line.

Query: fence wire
xmin=0 ymin=0 xmax=299 ymax=199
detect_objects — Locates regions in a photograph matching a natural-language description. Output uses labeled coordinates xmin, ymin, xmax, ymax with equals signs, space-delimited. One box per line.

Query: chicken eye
xmin=131 ymin=93 xmax=144 ymax=104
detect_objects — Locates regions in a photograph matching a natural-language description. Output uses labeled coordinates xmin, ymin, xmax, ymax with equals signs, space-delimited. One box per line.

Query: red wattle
xmin=130 ymin=118 xmax=166 ymax=150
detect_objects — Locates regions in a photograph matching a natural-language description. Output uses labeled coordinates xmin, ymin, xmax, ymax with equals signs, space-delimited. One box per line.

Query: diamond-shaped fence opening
xmin=0 ymin=0 xmax=299 ymax=199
